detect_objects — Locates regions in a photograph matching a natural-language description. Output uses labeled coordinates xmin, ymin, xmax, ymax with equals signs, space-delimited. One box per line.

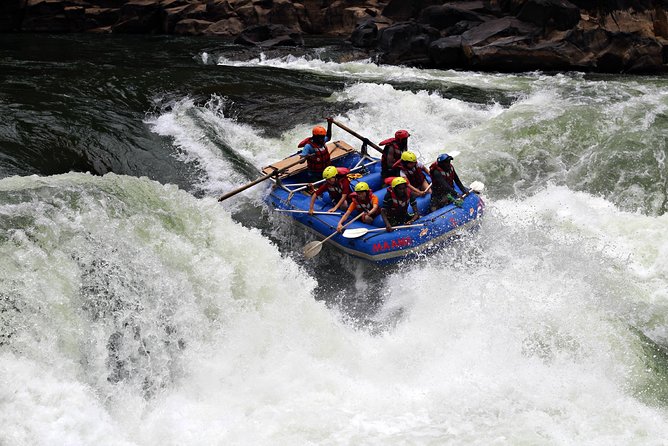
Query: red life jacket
xmin=386 ymin=186 xmax=412 ymax=217
xmin=429 ymin=162 xmax=455 ymax=186
xmin=298 ymin=137 xmax=330 ymax=172
xmin=326 ymin=170 xmax=351 ymax=202
xmin=392 ymin=160 xmax=426 ymax=187
xmin=380 ymin=138 xmax=404 ymax=170
xmin=335 ymin=167 xmax=350 ymax=176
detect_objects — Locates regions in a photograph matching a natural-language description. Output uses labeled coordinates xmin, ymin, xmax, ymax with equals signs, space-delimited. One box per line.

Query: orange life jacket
xmin=351 ymin=190 xmax=377 ymax=214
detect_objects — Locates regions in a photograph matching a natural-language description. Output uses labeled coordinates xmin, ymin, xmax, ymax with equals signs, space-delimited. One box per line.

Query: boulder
xmin=204 ymin=15 xmax=244 ymax=35
xmin=234 ymin=23 xmax=304 ymax=46
xmin=233 ymin=2 xmax=257 ymax=26
xmin=298 ymin=0 xmax=325 ymax=33
xmin=419 ymin=3 xmax=490 ymax=31
xmin=428 ymin=35 xmax=466 ymax=66
xmin=112 ymin=0 xmax=162 ymax=34
xmin=294 ymin=2 xmax=312 ymax=33
xmin=163 ymin=4 xmax=200 ymax=33
xmin=468 ymin=38 xmax=592 ymax=71
xmin=84 ymin=7 xmax=121 ymax=30
xmin=595 ymin=33 xmax=664 ymax=72
xmin=258 ymin=34 xmax=302 ymax=47
xmin=174 ymin=18 xmax=213 ymax=35
xmin=495 ymin=0 xmax=527 ymax=14
xmin=378 ymin=22 xmax=440 ymax=64
xmin=441 ymin=19 xmax=485 ymax=36
xmin=206 ymin=0 xmax=235 ymax=21
xmin=516 ymin=0 xmax=580 ymax=31
xmin=21 ymin=0 xmax=87 ymax=32
xmin=267 ymin=0 xmax=299 ymax=29
xmin=382 ymin=0 xmax=443 ymax=22
xmin=462 ymin=17 xmax=541 ymax=46
xmin=600 ymin=9 xmax=656 ymax=38
xmin=350 ymin=18 xmax=378 ymax=47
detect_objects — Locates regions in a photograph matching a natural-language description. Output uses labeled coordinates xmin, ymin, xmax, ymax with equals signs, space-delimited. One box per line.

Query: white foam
xmin=3 ymin=175 xmax=668 ymax=443
xmin=215 ymin=53 xmax=535 ymax=91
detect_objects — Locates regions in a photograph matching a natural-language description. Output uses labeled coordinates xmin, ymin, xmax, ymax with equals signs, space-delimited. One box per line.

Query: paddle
xmin=329 ymin=119 xmax=384 ymax=155
xmin=303 ymin=212 xmax=364 ymax=259
xmin=275 ymin=209 xmax=342 ymax=215
xmin=343 ymin=224 xmax=426 ymax=239
xmin=218 ymin=157 xmax=305 ymax=202
xmin=469 ymin=181 xmax=485 ymax=193
xmin=449 ymin=181 xmax=485 ymax=206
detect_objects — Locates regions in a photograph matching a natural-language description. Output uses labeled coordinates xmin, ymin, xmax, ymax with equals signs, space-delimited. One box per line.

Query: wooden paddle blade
xmin=342 ymin=228 xmax=369 ymax=239
xmin=303 ymin=241 xmax=323 ymax=258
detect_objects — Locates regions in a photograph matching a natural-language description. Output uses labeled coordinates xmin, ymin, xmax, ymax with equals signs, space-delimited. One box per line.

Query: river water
xmin=1 ymin=33 xmax=668 ymax=445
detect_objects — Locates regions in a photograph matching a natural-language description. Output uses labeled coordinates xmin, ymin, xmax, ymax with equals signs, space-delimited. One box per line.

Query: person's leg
xmin=429 ymin=195 xmax=449 ymax=212
xmin=388 ymin=214 xmax=408 ymax=226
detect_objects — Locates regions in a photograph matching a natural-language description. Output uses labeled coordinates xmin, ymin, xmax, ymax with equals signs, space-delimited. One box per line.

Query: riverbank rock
xmin=354 ymin=0 xmax=667 ymax=73
xmin=2 ymin=0 xmax=666 ymax=72
xmin=4 ymin=0 xmax=385 ymax=38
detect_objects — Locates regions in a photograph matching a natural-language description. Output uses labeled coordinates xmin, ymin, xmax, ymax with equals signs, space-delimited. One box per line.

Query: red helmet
xmin=312 ymin=126 xmax=327 ymax=136
xmin=395 ymin=130 xmax=410 ymax=140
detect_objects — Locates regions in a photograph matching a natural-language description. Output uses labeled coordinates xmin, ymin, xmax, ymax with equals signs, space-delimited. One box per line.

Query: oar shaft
xmin=329 ymin=119 xmax=383 ymax=155
xmin=218 ymin=157 xmax=304 ymax=202
xmin=370 ymin=223 xmax=425 ymax=233
xmin=321 ymin=212 xmax=363 ymax=244
xmin=276 ymin=209 xmax=342 ymax=215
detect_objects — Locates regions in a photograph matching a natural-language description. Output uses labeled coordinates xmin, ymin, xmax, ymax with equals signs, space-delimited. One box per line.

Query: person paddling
xmin=379 ymin=129 xmax=410 ymax=178
xmin=336 ymin=182 xmax=380 ymax=232
xmin=429 ymin=153 xmax=469 ymax=212
xmin=381 ymin=177 xmax=420 ymax=232
xmin=298 ymin=122 xmax=332 ymax=181
xmin=308 ymin=166 xmax=352 ymax=215
xmin=392 ymin=151 xmax=431 ymax=196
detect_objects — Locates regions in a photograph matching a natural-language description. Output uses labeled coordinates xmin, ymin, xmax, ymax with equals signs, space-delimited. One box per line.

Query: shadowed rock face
xmin=2 ymin=0 xmax=666 ymax=73
xmin=367 ymin=0 xmax=668 ymax=73
xmin=5 ymin=0 xmax=387 ymax=36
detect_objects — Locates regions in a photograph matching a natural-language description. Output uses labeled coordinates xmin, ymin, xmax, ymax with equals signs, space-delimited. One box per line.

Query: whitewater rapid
xmin=2 ymin=172 xmax=668 ymax=445
xmin=2 ymin=53 xmax=668 ymax=445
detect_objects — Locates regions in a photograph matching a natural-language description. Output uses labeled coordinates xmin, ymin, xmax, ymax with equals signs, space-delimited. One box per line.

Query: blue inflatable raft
xmin=263 ymin=140 xmax=485 ymax=264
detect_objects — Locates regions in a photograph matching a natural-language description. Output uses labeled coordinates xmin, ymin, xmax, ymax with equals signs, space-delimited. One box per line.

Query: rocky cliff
xmin=2 ymin=0 xmax=666 ymax=73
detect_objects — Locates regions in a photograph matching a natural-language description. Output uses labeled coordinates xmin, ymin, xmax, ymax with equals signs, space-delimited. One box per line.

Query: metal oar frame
xmin=272 ymin=142 xmax=380 ymax=205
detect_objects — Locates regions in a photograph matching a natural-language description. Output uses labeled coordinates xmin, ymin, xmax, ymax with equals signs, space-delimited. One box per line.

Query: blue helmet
xmin=438 ymin=153 xmax=453 ymax=163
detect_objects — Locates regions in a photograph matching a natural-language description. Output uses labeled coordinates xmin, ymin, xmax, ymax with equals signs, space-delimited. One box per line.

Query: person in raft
xmin=429 ymin=153 xmax=470 ymax=212
xmin=308 ymin=165 xmax=352 ymax=215
xmin=336 ymin=182 xmax=380 ymax=232
xmin=381 ymin=177 xmax=420 ymax=232
xmin=298 ymin=122 xmax=332 ymax=181
xmin=393 ymin=151 xmax=431 ymax=196
xmin=379 ymin=129 xmax=410 ymax=179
